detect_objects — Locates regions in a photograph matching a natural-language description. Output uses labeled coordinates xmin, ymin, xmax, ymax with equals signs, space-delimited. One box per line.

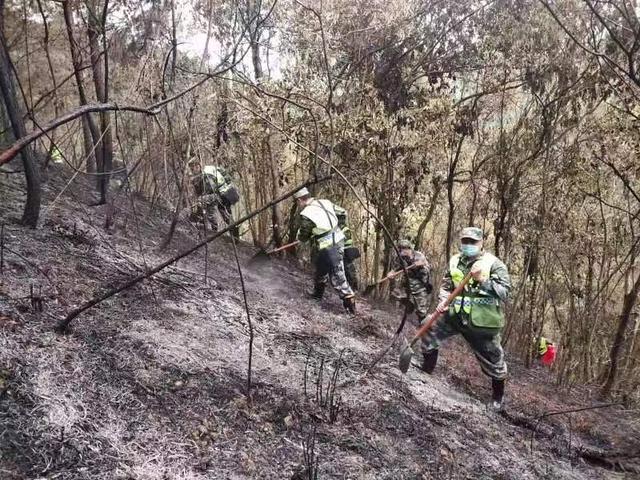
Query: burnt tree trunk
xmin=445 ymin=135 xmax=465 ymax=259
xmin=87 ymin=0 xmax=113 ymax=204
xmin=62 ymin=0 xmax=100 ymax=174
xmin=266 ymin=137 xmax=282 ymax=246
xmin=601 ymin=271 xmax=640 ymax=397
xmin=0 ymin=3 xmax=40 ymax=227
xmin=415 ymin=177 xmax=442 ymax=251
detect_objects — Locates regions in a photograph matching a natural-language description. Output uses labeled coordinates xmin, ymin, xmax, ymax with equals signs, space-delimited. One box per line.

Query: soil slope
xmin=1 ymin=167 xmax=638 ymax=479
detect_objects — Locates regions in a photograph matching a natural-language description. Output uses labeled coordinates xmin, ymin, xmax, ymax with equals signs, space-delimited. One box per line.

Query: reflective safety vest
xmin=51 ymin=147 xmax=63 ymax=164
xmin=537 ymin=337 xmax=550 ymax=355
xmin=449 ymin=252 xmax=504 ymax=329
xmin=342 ymin=226 xmax=353 ymax=247
xmin=300 ymin=199 xmax=345 ymax=250
xmin=203 ymin=165 xmax=232 ymax=194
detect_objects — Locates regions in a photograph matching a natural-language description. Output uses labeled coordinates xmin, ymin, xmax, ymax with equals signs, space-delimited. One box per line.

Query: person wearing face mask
xmin=421 ymin=227 xmax=511 ymax=411
xmin=387 ymin=239 xmax=433 ymax=325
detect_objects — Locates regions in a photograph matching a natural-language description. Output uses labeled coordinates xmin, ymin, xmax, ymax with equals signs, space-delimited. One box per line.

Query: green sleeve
xmin=479 ymin=258 xmax=511 ymax=302
xmin=437 ymin=269 xmax=454 ymax=303
xmin=296 ymin=216 xmax=315 ymax=243
xmin=333 ymin=203 xmax=347 ymax=228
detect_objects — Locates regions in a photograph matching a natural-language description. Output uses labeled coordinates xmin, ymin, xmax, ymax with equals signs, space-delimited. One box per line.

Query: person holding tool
xmin=386 ymin=239 xmax=433 ymax=326
xmin=293 ymin=188 xmax=356 ymax=314
xmin=189 ymin=159 xmax=240 ymax=237
xmin=536 ymin=336 xmax=557 ymax=366
xmin=416 ymin=227 xmax=511 ymax=411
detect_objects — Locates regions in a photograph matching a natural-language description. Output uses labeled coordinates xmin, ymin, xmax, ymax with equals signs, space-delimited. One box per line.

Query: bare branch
xmin=55 ymin=176 xmax=330 ymax=333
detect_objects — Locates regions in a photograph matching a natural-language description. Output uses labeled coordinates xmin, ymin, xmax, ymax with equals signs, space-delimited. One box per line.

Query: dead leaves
xmin=0 ymin=314 xmax=21 ymax=331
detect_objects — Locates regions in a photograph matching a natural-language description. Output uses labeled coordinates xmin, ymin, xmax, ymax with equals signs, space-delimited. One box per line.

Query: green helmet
xmin=397 ymin=239 xmax=413 ymax=250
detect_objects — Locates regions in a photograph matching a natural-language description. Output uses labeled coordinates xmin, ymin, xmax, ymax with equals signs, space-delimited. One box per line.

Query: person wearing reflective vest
xmin=51 ymin=146 xmax=63 ymax=164
xmin=423 ymin=227 xmax=511 ymax=411
xmin=294 ymin=188 xmax=356 ymax=314
xmin=342 ymin=225 xmax=360 ymax=291
xmin=536 ymin=336 xmax=557 ymax=366
xmin=189 ymin=160 xmax=240 ymax=236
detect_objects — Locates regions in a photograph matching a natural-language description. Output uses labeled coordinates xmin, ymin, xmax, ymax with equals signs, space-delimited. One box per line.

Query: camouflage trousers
xmin=206 ymin=201 xmax=232 ymax=232
xmin=406 ymin=286 xmax=430 ymax=324
xmin=344 ymin=257 xmax=359 ymax=291
xmin=313 ymin=244 xmax=354 ymax=299
xmin=192 ymin=197 xmax=233 ymax=232
xmin=421 ymin=312 xmax=507 ymax=380
xmin=393 ymin=284 xmax=430 ymax=325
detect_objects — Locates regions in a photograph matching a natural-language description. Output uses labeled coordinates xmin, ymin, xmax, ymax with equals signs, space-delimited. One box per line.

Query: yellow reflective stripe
xmin=451 ymin=268 xmax=465 ymax=286
xmin=451 ymin=294 xmax=498 ymax=315
xmin=451 ymin=297 xmax=472 ymax=313
xmin=449 ymin=254 xmax=465 ymax=287
xmin=538 ymin=338 xmax=548 ymax=355
xmin=317 ymin=228 xmax=345 ymax=249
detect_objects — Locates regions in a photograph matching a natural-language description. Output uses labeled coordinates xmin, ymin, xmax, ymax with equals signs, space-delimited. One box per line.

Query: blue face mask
xmin=461 ymin=244 xmax=480 ymax=257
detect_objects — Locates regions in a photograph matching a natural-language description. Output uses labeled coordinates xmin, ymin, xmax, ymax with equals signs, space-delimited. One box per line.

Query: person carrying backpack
xmin=189 ymin=160 xmax=240 ymax=237
xmin=294 ymin=187 xmax=356 ymax=314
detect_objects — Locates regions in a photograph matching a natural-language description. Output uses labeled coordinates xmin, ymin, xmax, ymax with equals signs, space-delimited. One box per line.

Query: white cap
xmin=293 ymin=187 xmax=310 ymax=199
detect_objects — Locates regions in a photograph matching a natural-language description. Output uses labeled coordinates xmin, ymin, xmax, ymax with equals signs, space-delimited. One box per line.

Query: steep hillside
xmin=1 ymin=168 xmax=638 ymax=479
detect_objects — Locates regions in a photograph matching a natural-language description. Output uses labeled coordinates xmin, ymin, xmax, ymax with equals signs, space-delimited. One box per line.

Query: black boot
xmin=311 ymin=284 xmax=325 ymax=300
xmin=422 ymin=350 xmax=439 ymax=374
xmin=342 ymin=295 xmax=356 ymax=314
xmin=491 ymin=378 xmax=505 ymax=411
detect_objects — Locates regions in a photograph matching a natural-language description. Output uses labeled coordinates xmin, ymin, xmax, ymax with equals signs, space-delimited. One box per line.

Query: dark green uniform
xmin=422 ymin=251 xmax=511 ymax=380
xmin=392 ymin=250 xmax=432 ymax=323
xmin=191 ymin=165 xmax=239 ymax=235
xmin=297 ymin=199 xmax=353 ymax=300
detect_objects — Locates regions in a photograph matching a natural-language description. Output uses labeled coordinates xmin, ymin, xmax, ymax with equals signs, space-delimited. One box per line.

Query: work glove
xmin=470 ymin=262 xmax=488 ymax=283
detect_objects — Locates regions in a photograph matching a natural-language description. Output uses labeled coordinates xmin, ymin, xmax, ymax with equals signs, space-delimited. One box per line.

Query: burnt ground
xmin=1 ymin=165 xmax=639 ymax=479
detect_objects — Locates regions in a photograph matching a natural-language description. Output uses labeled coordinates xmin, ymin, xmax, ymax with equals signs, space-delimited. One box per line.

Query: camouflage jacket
xmin=437 ymin=251 xmax=511 ymax=304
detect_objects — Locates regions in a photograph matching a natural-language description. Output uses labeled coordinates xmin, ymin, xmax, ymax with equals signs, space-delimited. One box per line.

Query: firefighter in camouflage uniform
xmin=422 ymin=227 xmax=511 ymax=411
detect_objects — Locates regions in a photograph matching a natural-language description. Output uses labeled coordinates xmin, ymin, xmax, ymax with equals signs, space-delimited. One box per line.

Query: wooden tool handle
xmin=266 ymin=240 xmax=300 ymax=255
xmin=409 ymin=272 xmax=473 ymax=347
xmin=378 ymin=262 xmax=422 ymax=285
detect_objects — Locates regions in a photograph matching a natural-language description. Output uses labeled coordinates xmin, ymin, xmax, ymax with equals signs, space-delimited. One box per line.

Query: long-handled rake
xmin=247 ymin=240 xmax=300 ymax=266
xmin=363 ymin=262 xmax=423 ymax=296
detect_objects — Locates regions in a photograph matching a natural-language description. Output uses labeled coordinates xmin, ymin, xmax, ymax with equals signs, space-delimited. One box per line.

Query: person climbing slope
xmin=387 ymin=239 xmax=433 ymax=326
xmin=421 ymin=227 xmax=511 ymax=411
xmin=189 ymin=159 xmax=240 ymax=237
xmin=294 ymin=187 xmax=356 ymax=314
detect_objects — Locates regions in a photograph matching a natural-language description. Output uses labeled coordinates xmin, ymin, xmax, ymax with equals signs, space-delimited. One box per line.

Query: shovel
xmin=363 ymin=262 xmax=423 ymax=296
xmin=398 ymin=272 xmax=473 ymax=373
xmin=248 ymin=240 xmax=300 ymax=266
